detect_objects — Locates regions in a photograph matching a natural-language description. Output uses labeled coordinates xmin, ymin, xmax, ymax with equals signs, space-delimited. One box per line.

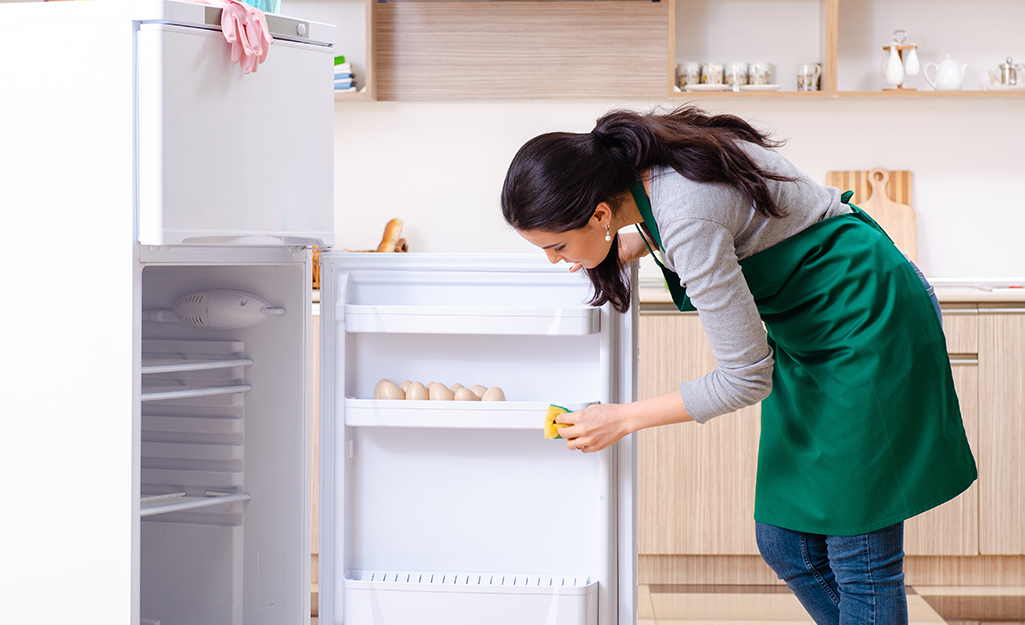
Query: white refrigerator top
xmin=133 ymin=0 xmax=335 ymax=46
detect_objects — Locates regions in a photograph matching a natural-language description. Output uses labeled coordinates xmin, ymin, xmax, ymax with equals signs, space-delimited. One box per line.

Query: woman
xmin=501 ymin=106 xmax=977 ymax=623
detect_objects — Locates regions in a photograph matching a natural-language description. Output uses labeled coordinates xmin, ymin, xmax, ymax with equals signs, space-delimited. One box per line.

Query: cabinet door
xmin=903 ymin=360 xmax=979 ymax=555
xmin=979 ymin=311 xmax=1025 ymax=555
xmin=637 ymin=313 xmax=760 ymax=556
xmin=904 ymin=310 xmax=980 ymax=555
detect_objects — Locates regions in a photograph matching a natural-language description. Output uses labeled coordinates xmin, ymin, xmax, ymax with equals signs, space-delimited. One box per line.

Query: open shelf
xmin=343 ymin=398 xmax=594 ymax=429
xmin=342 ymin=304 xmax=600 ymax=335
xmin=140 ymin=491 xmax=251 ymax=517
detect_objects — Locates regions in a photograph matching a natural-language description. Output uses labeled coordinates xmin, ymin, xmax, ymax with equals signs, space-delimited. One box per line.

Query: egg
xmin=454 ymin=388 xmax=480 ymax=401
xmin=429 ymin=382 xmax=455 ymax=401
xmin=450 ymin=383 xmax=465 ymax=393
xmin=374 ymin=378 xmax=405 ymax=400
xmin=481 ymin=386 xmax=505 ymax=401
xmin=406 ymin=381 xmax=429 ymax=401
xmin=470 ymin=384 xmax=488 ymax=399
xmin=400 ymin=380 xmax=413 ymax=392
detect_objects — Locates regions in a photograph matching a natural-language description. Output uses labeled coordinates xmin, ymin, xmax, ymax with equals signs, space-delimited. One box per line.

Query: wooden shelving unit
xmin=332 ymin=0 xmax=1025 ymax=101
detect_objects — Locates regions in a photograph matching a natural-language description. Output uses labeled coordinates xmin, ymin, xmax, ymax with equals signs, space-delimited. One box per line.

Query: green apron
xmin=630 ymin=181 xmax=977 ymax=536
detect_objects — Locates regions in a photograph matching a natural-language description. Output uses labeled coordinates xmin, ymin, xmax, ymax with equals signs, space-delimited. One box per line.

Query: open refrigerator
xmin=0 ymin=1 xmax=636 ymax=623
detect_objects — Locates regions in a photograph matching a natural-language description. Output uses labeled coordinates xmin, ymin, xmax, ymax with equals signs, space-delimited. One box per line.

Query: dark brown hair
xmin=501 ymin=106 xmax=795 ymax=312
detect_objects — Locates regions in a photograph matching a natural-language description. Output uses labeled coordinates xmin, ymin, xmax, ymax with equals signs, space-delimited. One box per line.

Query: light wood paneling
xmin=638 ymin=313 xmax=760 ymax=556
xmin=904 ymin=362 xmax=979 ymax=555
xmin=638 ymin=555 xmax=781 ymax=586
xmin=374 ymin=1 xmax=669 ymax=100
xmin=906 ymin=556 xmax=1025 ymax=586
xmin=942 ymin=307 xmax=979 ymax=355
xmin=979 ymin=311 xmax=1025 ymax=555
xmin=639 ymin=554 xmax=1025 ymax=587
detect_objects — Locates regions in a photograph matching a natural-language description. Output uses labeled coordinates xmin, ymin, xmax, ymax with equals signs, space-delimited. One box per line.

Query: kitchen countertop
xmin=638 ymin=282 xmax=1025 ymax=307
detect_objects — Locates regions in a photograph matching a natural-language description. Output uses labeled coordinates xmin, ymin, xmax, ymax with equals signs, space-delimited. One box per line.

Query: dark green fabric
xmin=629 ymin=181 xmax=978 ymax=535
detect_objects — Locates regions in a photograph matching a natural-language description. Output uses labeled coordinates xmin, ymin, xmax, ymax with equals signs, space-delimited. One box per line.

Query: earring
xmin=604 ymin=224 xmax=612 ymax=242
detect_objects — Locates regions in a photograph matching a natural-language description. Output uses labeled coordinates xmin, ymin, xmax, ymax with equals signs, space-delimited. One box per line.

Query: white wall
xmin=333 ymin=97 xmax=1025 ymax=280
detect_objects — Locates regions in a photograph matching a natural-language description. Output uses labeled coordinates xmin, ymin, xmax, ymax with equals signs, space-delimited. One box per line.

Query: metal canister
xmin=999 ymin=57 xmax=1018 ymax=86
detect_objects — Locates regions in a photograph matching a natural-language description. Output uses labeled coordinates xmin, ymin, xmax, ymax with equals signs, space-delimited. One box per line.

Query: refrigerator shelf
xmin=342 ymin=304 xmax=600 ymax=335
xmin=141 ymin=356 xmax=254 ymax=375
xmin=343 ymin=570 xmax=597 ymax=625
xmin=342 ymin=399 xmax=595 ymax=429
xmin=139 ymin=490 xmax=251 ymax=517
xmin=345 ymin=570 xmax=593 ymax=592
xmin=141 ymin=383 xmax=253 ymax=402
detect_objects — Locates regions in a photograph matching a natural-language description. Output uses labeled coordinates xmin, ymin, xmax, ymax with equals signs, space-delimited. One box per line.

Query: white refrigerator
xmin=0 ymin=1 xmax=637 ymax=624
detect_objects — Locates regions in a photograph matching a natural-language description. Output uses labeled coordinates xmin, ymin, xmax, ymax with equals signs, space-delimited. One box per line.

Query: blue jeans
xmin=756 ymin=521 xmax=908 ymax=624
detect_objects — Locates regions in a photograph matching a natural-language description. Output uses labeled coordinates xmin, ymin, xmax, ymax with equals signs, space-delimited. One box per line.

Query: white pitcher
xmin=924 ymin=54 xmax=968 ymax=91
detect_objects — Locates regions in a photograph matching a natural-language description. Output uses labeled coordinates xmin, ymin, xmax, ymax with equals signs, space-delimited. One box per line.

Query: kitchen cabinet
xmin=637 ymin=311 xmax=761 ymax=557
xmin=979 ymin=308 xmax=1025 ymax=555
xmin=637 ymin=296 xmax=1025 ymax=583
xmin=903 ymin=309 xmax=979 ymax=556
xmin=335 ymin=0 xmax=1025 ymax=100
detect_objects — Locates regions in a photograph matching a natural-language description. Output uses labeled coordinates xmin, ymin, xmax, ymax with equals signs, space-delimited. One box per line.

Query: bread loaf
xmin=376 ymin=218 xmax=404 ymax=253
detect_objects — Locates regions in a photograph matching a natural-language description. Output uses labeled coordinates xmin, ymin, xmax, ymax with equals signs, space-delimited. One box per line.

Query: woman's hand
xmin=557 ymin=392 xmax=695 ymax=453
xmin=555 ymin=403 xmax=632 ymax=453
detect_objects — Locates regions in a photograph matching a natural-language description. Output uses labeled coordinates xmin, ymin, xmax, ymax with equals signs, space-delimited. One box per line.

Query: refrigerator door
xmin=136 ymin=0 xmax=335 ymax=246
xmin=318 ymin=253 xmax=637 ymax=625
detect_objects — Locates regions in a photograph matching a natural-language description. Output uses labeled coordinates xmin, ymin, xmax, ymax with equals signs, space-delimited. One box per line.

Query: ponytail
xmin=501 ymin=105 xmax=795 ymax=312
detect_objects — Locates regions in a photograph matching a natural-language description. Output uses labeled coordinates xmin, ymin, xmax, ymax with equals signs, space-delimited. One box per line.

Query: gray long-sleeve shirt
xmin=648 ymin=143 xmax=850 ymax=423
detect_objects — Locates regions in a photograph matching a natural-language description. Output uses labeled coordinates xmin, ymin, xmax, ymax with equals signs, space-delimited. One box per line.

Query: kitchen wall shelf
xmin=343 ymin=398 xmax=594 ymax=429
xmin=327 ymin=0 xmax=1025 ymax=100
xmin=140 ymin=491 xmax=251 ymax=517
xmin=342 ymin=304 xmax=600 ymax=335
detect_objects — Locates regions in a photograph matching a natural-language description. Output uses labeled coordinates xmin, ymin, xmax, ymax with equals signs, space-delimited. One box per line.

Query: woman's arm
xmin=554 ymin=390 xmax=693 ymax=452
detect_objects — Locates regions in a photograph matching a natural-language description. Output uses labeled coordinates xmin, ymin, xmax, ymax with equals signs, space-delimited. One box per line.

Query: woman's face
xmin=517 ymin=213 xmax=612 ymax=270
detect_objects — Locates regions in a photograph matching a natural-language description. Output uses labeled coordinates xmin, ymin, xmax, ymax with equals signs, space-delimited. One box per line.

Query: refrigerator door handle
xmin=201 ymin=6 xmax=314 ymax=43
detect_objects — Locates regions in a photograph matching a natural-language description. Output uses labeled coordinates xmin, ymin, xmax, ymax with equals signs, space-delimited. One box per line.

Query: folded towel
xmin=334 ymin=62 xmax=352 ymax=72
xmin=334 ymin=85 xmax=357 ymax=93
xmin=333 ymin=72 xmax=354 ymax=80
xmin=334 ymin=79 xmax=353 ymax=87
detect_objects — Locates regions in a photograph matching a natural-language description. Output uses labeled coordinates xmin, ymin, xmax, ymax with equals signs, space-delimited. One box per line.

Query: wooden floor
xmin=312 ymin=585 xmax=1025 ymax=624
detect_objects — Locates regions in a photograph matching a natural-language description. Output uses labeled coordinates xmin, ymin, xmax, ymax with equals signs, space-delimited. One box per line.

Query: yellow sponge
xmin=544 ymin=404 xmax=571 ymax=439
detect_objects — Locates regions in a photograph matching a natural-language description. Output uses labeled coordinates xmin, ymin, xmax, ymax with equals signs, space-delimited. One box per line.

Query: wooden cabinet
xmin=332 ymin=0 xmax=1025 ymax=100
xmin=904 ymin=309 xmax=979 ymax=556
xmin=638 ymin=304 xmax=1024 ymax=567
xmin=979 ymin=309 xmax=1025 ymax=555
xmin=637 ymin=312 xmax=761 ymax=556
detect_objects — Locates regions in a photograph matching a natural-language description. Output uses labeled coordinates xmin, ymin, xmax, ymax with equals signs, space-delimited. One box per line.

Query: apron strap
xmin=628 ymin=179 xmax=693 ymax=311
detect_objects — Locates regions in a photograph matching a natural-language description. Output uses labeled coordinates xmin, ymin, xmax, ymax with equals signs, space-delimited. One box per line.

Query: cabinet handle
xmin=949 ymin=358 xmax=978 ymax=365
xmin=977 ymin=308 xmax=1025 ymax=314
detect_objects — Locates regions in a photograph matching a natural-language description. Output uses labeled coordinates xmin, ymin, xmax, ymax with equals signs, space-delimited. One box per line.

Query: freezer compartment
xmin=138 ymin=255 xmax=310 ymax=625
xmin=343 ymin=570 xmax=598 ymax=625
xmin=136 ymin=20 xmax=334 ymax=246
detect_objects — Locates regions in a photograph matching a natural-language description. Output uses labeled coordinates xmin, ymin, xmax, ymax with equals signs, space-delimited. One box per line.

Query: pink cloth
xmin=184 ymin=0 xmax=273 ymax=74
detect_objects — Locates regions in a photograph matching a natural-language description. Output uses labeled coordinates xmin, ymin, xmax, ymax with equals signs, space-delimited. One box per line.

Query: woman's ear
xmin=592 ymin=202 xmax=614 ymax=227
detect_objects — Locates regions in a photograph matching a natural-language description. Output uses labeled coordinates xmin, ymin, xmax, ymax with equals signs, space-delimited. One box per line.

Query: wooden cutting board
xmin=825 ymin=168 xmax=917 ymax=262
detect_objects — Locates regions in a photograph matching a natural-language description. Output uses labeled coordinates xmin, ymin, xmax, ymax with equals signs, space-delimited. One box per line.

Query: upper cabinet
xmin=327 ymin=0 xmax=1025 ymax=100
xmin=373 ymin=0 xmax=668 ymax=100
